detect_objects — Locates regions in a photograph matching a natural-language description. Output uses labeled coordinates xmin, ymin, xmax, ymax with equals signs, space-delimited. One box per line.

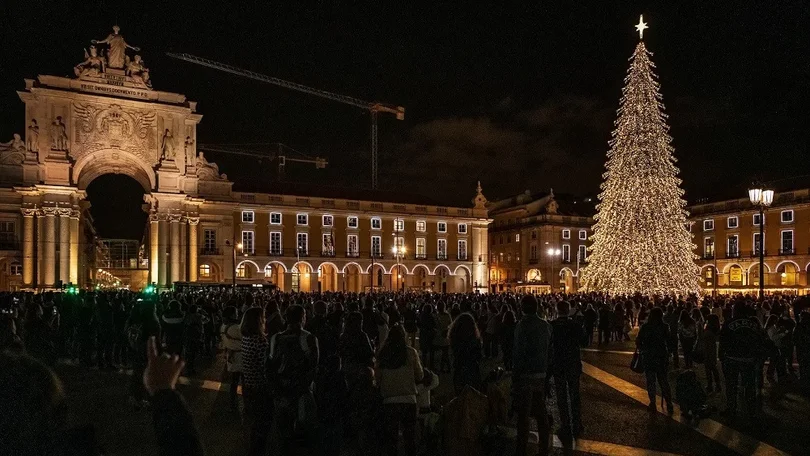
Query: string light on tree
xmin=579 ymin=17 xmax=700 ymax=296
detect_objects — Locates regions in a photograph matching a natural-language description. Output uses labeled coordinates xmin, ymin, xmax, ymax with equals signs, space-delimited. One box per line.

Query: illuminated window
xmin=241 ymin=210 xmax=254 ymax=223
xmin=199 ymin=264 xmax=211 ymax=278
xmin=270 ymin=212 xmax=282 ymax=225
xmin=416 ymin=220 xmax=426 ymax=232
xmin=562 ymin=244 xmax=571 ymax=262
xmin=347 ymin=216 xmax=358 ymax=228
xmin=458 ymin=240 xmax=467 ymax=260
xmin=703 ymin=219 xmax=714 ymax=231
xmin=241 ymin=231 xmax=254 ymax=254
xmin=10 ymin=262 xmax=21 ymax=275
xmin=264 ymin=264 xmax=273 ymax=278
xmin=438 ymin=239 xmax=447 ymax=259
xmin=562 ymin=229 xmax=571 ymax=239
xmin=297 ymin=213 xmax=308 ymax=225
xmin=437 ymin=222 xmax=447 ymax=233
xmin=322 ymin=233 xmax=334 ymax=255
xmin=727 ymin=235 xmax=738 ymax=257
xmin=203 ymin=229 xmax=217 ymax=252
xmin=0 ymin=221 xmax=15 ymax=243
xmin=322 ymin=215 xmax=333 ymax=227
xmin=270 ymin=232 xmax=282 ymax=255
xmin=347 ymin=235 xmax=358 ymax=257
xmin=753 ymin=233 xmax=761 ymax=255
xmin=236 ymin=263 xmax=246 ymax=278
xmin=394 ymin=218 xmax=405 ymax=232
xmin=704 ymin=238 xmax=714 ymax=257
xmin=458 ymin=223 xmax=467 ymax=234
xmin=514 ymin=233 xmax=519 ymax=242
xmin=781 ymin=210 xmax=794 ymax=223
xmin=781 ymin=230 xmax=794 ymax=254
xmin=296 ymin=233 xmax=308 ymax=255
xmin=371 ymin=236 xmax=381 ymax=257
xmin=371 ymin=217 xmax=382 ymax=230
xmin=416 ymin=238 xmax=426 ymax=258
xmin=727 ymin=216 xmax=739 ymax=229
xmin=578 ymin=245 xmax=587 ymax=262
xmin=752 ymin=213 xmax=762 ymax=226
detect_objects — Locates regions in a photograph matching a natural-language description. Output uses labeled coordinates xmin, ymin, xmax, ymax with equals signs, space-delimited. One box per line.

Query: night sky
xmin=1 ymin=2 xmax=808 ymax=238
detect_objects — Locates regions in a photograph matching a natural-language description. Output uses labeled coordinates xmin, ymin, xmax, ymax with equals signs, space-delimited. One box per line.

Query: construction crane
xmin=197 ymin=143 xmax=327 ymax=181
xmin=166 ymin=52 xmax=405 ymax=189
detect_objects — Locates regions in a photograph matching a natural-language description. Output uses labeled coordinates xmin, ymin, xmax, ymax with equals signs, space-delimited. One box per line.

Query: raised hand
xmin=143 ymin=336 xmax=185 ymax=396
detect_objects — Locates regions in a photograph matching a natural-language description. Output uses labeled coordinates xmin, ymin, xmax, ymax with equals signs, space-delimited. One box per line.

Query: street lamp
xmin=547 ymin=247 xmax=561 ymax=293
xmin=232 ymin=241 xmax=243 ymax=288
xmin=748 ymin=185 xmax=774 ymax=299
xmin=392 ymin=244 xmax=406 ymax=291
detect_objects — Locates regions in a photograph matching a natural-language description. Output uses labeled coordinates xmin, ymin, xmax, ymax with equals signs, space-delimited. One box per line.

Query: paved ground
xmin=53 ymin=332 xmax=808 ymax=455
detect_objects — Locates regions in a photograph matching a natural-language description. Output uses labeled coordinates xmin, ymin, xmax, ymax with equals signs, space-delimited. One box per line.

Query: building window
xmin=347 ymin=235 xmax=359 ymax=257
xmin=394 ymin=218 xmax=405 ymax=232
xmin=437 ymin=222 xmax=447 ymax=233
xmin=753 ymin=232 xmax=761 ymax=255
xmin=727 ymin=235 xmax=738 ymax=257
xmin=579 ymin=230 xmax=587 ymax=240
xmin=530 ymin=245 xmax=537 ymax=260
xmin=10 ymin=262 xmax=21 ymax=275
xmin=437 ymin=239 xmax=447 ymax=260
xmin=322 ymin=233 xmax=334 ymax=256
xmin=578 ymin=244 xmax=587 ymax=262
xmin=199 ymin=264 xmax=211 ymax=278
xmin=203 ymin=229 xmax=217 ymax=253
xmin=270 ymin=232 xmax=282 ymax=255
xmin=562 ymin=244 xmax=571 ymax=262
xmin=416 ymin=238 xmax=426 ymax=259
xmin=458 ymin=240 xmax=468 ymax=260
xmin=562 ymin=229 xmax=571 ymax=239
xmin=531 ymin=230 xmax=537 ymax=240
xmin=322 ymin=215 xmax=333 ymax=227
xmin=264 ymin=264 xmax=273 ymax=278
xmin=752 ymin=213 xmax=762 ymax=226
xmin=270 ymin=212 xmax=282 ymax=225
xmin=296 ymin=232 xmax=308 ymax=255
xmin=241 ymin=231 xmax=255 ymax=254
xmin=704 ymin=238 xmax=714 ymax=258
xmin=371 ymin=217 xmax=382 ymax=230
xmin=297 ymin=213 xmax=308 ymax=226
xmin=458 ymin=223 xmax=468 ymax=234
xmin=507 ymin=252 xmax=512 ymax=262
xmin=781 ymin=230 xmax=794 ymax=254
xmin=727 ymin=216 xmax=739 ymax=229
xmin=347 ymin=216 xmax=358 ymax=228
xmin=515 ymin=233 xmax=519 ymax=242
xmin=236 ymin=263 xmax=246 ymax=278
xmin=241 ymin=210 xmax=255 ymax=223
xmin=371 ymin=236 xmax=381 ymax=257
xmin=781 ymin=210 xmax=794 ymax=223
xmin=416 ymin=220 xmax=426 ymax=232
xmin=703 ymin=219 xmax=714 ymax=231
xmin=0 ymin=221 xmax=15 ymax=244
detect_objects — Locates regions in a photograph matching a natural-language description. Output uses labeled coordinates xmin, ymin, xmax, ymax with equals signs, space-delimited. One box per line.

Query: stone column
xmin=170 ymin=215 xmax=181 ymax=285
xmin=158 ymin=216 xmax=168 ymax=287
xmin=69 ymin=210 xmax=80 ymax=284
xmin=42 ymin=207 xmax=57 ymax=287
xmin=21 ymin=209 xmax=36 ymax=287
xmin=58 ymin=209 xmax=71 ymax=285
xmin=187 ymin=217 xmax=199 ymax=282
xmin=149 ymin=214 xmax=159 ymax=284
xmin=36 ymin=214 xmax=44 ymax=287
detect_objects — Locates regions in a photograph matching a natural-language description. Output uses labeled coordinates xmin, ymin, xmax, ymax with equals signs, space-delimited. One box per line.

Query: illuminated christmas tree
xmin=580 ymin=16 xmax=700 ymax=296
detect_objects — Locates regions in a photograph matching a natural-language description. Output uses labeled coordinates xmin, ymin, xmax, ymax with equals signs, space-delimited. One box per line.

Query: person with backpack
xmin=376 ymin=324 xmax=424 ymax=456
xmin=636 ymin=307 xmax=674 ymax=414
xmin=267 ymin=305 xmax=319 ymax=454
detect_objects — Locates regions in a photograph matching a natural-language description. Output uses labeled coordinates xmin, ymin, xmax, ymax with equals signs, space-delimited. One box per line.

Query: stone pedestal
xmin=42 ymin=156 xmax=71 ymax=186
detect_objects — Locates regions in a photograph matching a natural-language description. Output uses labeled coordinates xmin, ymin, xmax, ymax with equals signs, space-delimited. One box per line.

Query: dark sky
xmin=1 ymin=1 xmax=809 ymax=238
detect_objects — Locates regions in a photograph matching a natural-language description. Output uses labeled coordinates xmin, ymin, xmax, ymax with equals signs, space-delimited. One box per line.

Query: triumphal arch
xmin=0 ymin=25 xmax=233 ymax=289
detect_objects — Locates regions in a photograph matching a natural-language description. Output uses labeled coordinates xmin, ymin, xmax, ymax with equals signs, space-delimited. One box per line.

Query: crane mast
xmin=166 ymin=52 xmax=404 ymax=189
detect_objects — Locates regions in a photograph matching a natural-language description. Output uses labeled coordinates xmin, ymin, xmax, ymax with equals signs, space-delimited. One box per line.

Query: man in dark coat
xmin=550 ymin=301 xmax=585 ymax=439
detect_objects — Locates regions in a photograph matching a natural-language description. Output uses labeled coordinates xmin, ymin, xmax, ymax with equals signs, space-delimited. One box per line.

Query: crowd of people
xmin=2 ymin=288 xmax=810 ymax=456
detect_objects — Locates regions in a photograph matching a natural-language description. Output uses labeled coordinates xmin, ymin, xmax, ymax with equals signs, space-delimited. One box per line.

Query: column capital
xmin=56 ymin=208 xmax=73 ymax=217
xmin=168 ymin=213 xmax=183 ymax=223
xmin=187 ymin=216 xmax=200 ymax=226
xmin=149 ymin=212 xmax=169 ymax=223
xmin=21 ymin=208 xmax=38 ymax=217
xmin=70 ymin=209 xmax=81 ymax=220
xmin=41 ymin=206 xmax=58 ymax=216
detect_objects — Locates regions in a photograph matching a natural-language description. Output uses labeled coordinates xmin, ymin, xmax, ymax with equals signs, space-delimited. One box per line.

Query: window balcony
xmin=370 ymin=252 xmax=384 ymax=259
xmin=414 ymin=253 xmax=427 ymax=260
xmin=457 ymin=255 xmax=468 ymax=261
xmin=200 ymin=247 xmax=221 ymax=255
xmin=320 ymin=250 xmax=336 ymax=258
xmin=779 ymin=248 xmax=796 ymax=255
xmin=436 ymin=254 xmax=448 ymax=261
xmin=561 ymin=258 xmax=572 ymax=264
xmin=296 ymin=249 xmax=310 ymax=257
xmin=269 ymin=248 xmax=284 ymax=256
xmin=725 ymin=252 xmax=740 ymax=259
xmin=701 ymin=253 xmax=715 ymax=260
xmin=345 ymin=251 xmax=360 ymax=258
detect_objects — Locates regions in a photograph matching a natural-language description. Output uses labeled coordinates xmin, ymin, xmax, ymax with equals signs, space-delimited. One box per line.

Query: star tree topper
xmin=635 ymin=15 xmax=649 ymax=39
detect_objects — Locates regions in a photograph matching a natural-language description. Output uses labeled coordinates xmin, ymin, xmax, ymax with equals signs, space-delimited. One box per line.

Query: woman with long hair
xmin=375 ymin=325 xmax=424 ymax=456
xmin=434 ymin=301 xmax=452 ymax=373
xmin=339 ymin=311 xmax=375 ymax=389
xmin=678 ymin=310 xmax=697 ymax=368
xmin=637 ymin=307 xmax=674 ymax=414
xmin=449 ymin=312 xmax=483 ymax=395
xmin=702 ymin=314 xmax=722 ymax=393
xmin=240 ymin=307 xmax=271 ymax=456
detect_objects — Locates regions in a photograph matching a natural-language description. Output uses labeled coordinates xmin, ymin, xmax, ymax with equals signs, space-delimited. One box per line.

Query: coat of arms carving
xmin=72 ymin=103 xmax=157 ymax=163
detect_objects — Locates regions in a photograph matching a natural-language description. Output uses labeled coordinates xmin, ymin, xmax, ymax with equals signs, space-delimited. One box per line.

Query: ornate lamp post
xmin=748 ymin=186 xmax=774 ymax=299
xmin=232 ymin=241 xmax=243 ymax=288
xmin=392 ymin=244 xmax=406 ymax=291
xmin=547 ymin=247 xmax=561 ymax=293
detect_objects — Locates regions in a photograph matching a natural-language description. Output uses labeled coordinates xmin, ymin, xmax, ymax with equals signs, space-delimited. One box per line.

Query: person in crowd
xmin=678 ymin=310 xmax=698 ymax=369
xmin=220 ymin=306 xmax=242 ymax=412
xmin=434 ymin=301 xmax=452 ymax=373
xmin=598 ymin=304 xmax=611 ymax=344
xmin=795 ymin=311 xmax=810 ymax=389
xmin=22 ymin=304 xmax=57 ymax=365
xmin=776 ymin=310 xmax=797 ymax=379
xmin=636 ymin=307 xmax=674 ymax=414
xmin=418 ymin=303 xmax=437 ymax=369
xmin=240 ymin=306 xmax=271 ymax=456
xmin=702 ymin=314 xmax=722 ymax=393
xmin=484 ymin=304 xmax=501 ymax=358
xmin=764 ymin=314 xmax=788 ymax=384
xmin=306 ymin=300 xmax=339 ymax=365
xmin=550 ymin=300 xmax=585 ymax=439
xmin=375 ymin=324 xmax=424 ymax=456
xmin=315 ymin=354 xmax=348 ymax=456
xmin=664 ymin=306 xmax=680 ymax=369
xmin=264 ymin=299 xmax=284 ymax=338
xmin=361 ymin=299 xmax=381 ymax=347
xmin=583 ymin=303 xmax=597 ymax=346
xmin=267 ymin=305 xmax=319 ymax=454
xmin=500 ymin=308 xmax=517 ymax=371
xmin=127 ymin=299 xmax=161 ymax=411
xmin=719 ymin=302 xmax=768 ymax=418
xmin=339 ymin=311 xmax=375 ymax=389
xmin=513 ymin=295 xmax=552 ymax=456
xmin=449 ymin=312 xmax=483 ymax=395
xmin=183 ymin=304 xmax=206 ymax=376
xmin=95 ymin=295 xmax=115 ymax=370
xmin=113 ymin=296 xmax=131 ymax=367
xmin=402 ymin=303 xmax=419 ymax=347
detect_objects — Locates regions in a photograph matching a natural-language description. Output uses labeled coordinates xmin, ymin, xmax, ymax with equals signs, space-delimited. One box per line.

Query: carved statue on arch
xmin=0 ymin=133 xmax=26 ymax=165
xmin=74 ymin=46 xmax=106 ymax=78
xmin=91 ymin=25 xmax=140 ymax=70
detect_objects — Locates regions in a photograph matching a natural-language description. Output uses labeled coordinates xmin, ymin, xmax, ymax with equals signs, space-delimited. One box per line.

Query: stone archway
xmin=74 ymin=148 xmax=156 ymax=193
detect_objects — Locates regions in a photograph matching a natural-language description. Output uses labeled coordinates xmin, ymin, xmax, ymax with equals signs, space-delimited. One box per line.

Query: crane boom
xmin=166 ymin=52 xmax=404 ymax=189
